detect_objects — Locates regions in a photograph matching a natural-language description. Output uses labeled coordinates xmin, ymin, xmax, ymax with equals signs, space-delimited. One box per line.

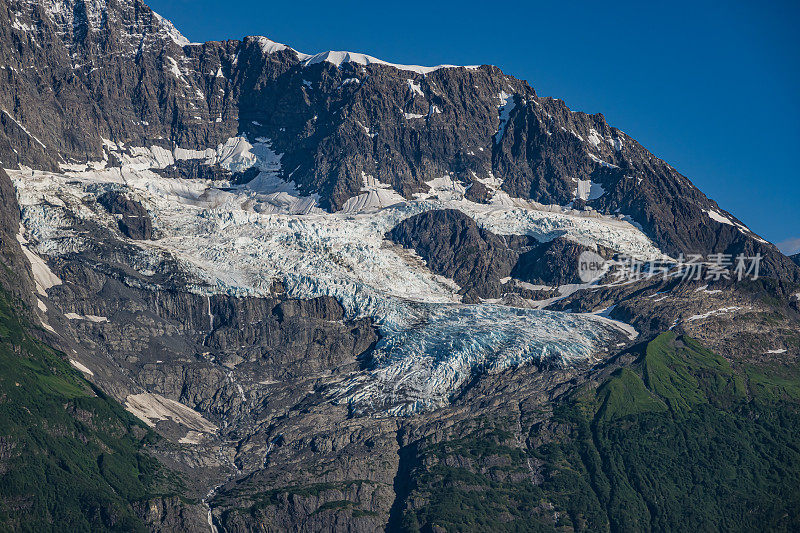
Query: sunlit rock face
xmin=3 ymin=2 xmax=800 ymax=530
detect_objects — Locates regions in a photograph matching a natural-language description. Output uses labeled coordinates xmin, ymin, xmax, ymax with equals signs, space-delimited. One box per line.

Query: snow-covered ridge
xmin=248 ymin=36 xmax=480 ymax=75
xmin=152 ymin=11 xmax=193 ymax=46
xmin=702 ymin=208 xmax=768 ymax=244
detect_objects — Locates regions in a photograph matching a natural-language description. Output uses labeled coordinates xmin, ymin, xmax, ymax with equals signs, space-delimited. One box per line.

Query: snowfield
xmin=8 ymin=135 xmax=664 ymax=413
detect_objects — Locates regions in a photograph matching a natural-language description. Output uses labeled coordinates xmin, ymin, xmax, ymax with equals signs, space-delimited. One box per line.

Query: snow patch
xmin=703 ymin=209 xmax=734 ymax=226
xmin=591 ymin=305 xmax=638 ymax=340
xmin=588 ymin=153 xmax=619 ymax=169
xmin=340 ymin=173 xmax=406 ymax=213
xmin=166 ymin=56 xmax=189 ymax=86
xmin=69 ymin=359 xmax=94 ymax=376
xmin=687 ymin=306 xmax=743 ymax=321
xmin=421 ymin=175 xmax=468 ymax=201
xmin=575 ymin=180 xmax=605 ymax=201
xmin=1 ymin=109 xmax=47 ymax=149
xmin=16 ymin=231 xmax=61 ymax=296
xmin=179 ymin=430 xmax=206 ymax=445
xmin=65 ymin=313 xmax=109 ymax=323
xmin=125 ymin=393 xmax=217 ymax=432
xmin=359 ymin=122 xmax=377 ymax=138
xmin=407 ymin=79 xmax=424 ymax=97
xmin=694 ymin=284 xmax=723 ymax=295
xmin=587 ymin=128 xmax=603 ymax=147
xmin=494 ymin=91 xmax=516 ymax=143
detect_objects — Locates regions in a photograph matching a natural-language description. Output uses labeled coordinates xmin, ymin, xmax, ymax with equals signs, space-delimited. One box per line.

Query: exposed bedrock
xmin=387 ymin=208 xmax=613 ymax=299
xmin=97 ymin=190 xmax=155 ymax=240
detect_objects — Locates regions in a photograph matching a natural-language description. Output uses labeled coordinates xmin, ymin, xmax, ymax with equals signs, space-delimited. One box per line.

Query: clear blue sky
xmin=148 ymin=0 xmax=800 ymax=254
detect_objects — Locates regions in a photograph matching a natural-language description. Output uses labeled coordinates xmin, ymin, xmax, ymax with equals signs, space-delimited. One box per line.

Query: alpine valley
xmin=1 ymin=1 xmax=799 ymax=531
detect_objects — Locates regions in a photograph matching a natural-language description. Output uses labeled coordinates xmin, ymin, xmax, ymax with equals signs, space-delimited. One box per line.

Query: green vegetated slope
xmin=399 ymin=331 xmax=800 ymax=532
xmin=0 ymin=288 xmax=182 ymax=532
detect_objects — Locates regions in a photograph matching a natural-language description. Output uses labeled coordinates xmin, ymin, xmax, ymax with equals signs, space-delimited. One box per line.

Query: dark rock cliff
xmin=0 ymin=168 xmax=34 ymax=304
xmin=388 ymin=209 xmax=521 ymax=301
xmin=1 ymin=0 xmax=797 ymax=280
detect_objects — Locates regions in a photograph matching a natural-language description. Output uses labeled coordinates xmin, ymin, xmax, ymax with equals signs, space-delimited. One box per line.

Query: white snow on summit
xmin=248 ymin=36 xmax=479 ymax=75
xmin=253 ymin=36 xmax=290 ymax=54
xmin=152 ymin=11 xmax=192 ymax=47
xmin=302 ymin=50 xmax=479 ymax=74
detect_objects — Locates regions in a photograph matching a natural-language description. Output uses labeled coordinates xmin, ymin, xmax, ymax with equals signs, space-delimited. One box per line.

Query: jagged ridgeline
xmin=1 ymin=0 xmax=797 ymax=279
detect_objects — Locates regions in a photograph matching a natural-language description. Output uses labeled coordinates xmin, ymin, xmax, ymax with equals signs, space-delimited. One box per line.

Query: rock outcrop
xmin=387 ymin=209 xmax=523 ymax=301
xmin=97 ymin=191 xmax=154 ymax=240
xmin=1 ymin=0 xmax=797 ymax=280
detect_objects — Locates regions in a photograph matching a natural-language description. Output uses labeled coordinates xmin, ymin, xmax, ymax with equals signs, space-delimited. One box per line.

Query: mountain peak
xmin=246 ymin=35 xmax=480 ymax=75
xmin=11 ymin=0 xmax=192 ymax=49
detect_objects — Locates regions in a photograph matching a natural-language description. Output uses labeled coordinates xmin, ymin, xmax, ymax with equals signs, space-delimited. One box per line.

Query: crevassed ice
xmin=8 ymin=134 xmax=660 ymax=413
xmin=336 ymin=303 xmax=624 ymax=415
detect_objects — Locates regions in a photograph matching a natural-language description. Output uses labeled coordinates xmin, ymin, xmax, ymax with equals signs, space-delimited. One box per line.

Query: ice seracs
xmin=8 ymin=130 xmax=666 ymax=415
xmin=336 ymin=303 xmax=633 ymax=415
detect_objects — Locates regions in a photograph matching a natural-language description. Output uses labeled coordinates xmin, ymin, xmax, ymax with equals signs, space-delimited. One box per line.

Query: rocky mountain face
xmin=2 ymin=0 xmax=797 ymax=280
xmin=388 ymin=209 xmax=525 ymax=301
xmin=2 ymin=0 xmax=800 ymax=531
xmin=387 ymin=209 xmax=608 ymax=301
xmin=0 ymin=168 xmax=34 ymax=303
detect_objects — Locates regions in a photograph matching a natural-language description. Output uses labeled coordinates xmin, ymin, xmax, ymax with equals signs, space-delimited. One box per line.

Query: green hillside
xmin=399 ymin=331 xmax=800 ymax=532
xmin=0 ymin=289 xmax=182 ymax=532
